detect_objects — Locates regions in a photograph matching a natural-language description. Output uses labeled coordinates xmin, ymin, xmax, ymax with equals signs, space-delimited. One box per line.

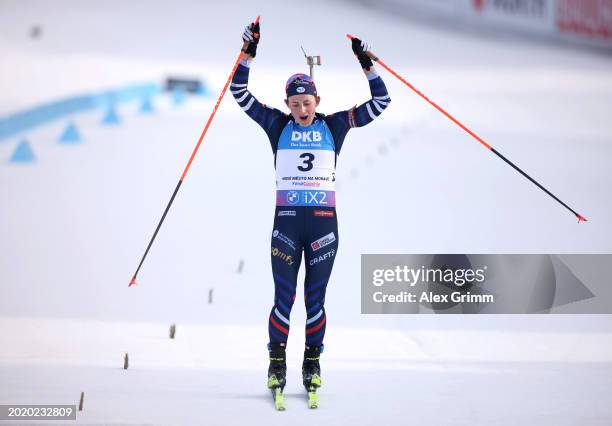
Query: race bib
xmin=276 ymin=120 xmax=337 ymax=207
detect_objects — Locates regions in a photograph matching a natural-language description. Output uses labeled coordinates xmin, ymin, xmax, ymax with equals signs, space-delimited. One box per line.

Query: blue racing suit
xmin=231 ymin=59 xmax=390 ymax=347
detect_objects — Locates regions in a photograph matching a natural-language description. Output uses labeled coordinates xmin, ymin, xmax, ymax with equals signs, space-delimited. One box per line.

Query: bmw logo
xmin=287 ymin=191 xmax=299 ymax=205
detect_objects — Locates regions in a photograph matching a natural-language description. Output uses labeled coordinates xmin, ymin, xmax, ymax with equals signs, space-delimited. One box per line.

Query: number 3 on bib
xmin=298 ymin=152 xmax=315 ymax=172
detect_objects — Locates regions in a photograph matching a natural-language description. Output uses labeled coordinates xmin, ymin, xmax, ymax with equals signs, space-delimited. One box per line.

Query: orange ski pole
xmin=346 ymin=34 xmax=586 ymax=223
xmin=129 ymin=16 xmax=261 ymax=287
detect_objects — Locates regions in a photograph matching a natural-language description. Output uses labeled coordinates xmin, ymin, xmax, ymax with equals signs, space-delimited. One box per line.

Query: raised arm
xmin=349 ymin=38 xmax=391 ymax=127
xmin=324 ymin=38 xmax=392 ymax=155
xmin=232 ymin=21 xmax=285 ymax=134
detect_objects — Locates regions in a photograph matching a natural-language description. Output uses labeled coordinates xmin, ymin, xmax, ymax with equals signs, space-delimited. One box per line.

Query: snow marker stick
xmin=346 ymin=34 xmax=587 ymax=223
xmin=128 ymin=16 xmax=260 ymax=287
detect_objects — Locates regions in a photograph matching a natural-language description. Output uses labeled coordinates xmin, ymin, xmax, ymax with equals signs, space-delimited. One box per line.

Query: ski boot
xmin=302 ymin=345 xmax=323 ymax=408
xmin=267 ymin=342 xmax=287 ymax=411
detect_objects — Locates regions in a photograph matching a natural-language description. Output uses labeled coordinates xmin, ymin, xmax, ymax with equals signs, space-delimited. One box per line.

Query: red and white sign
xmin=557 ymin=0 xmax=612 ymax=40
xmin=369 ymin=0 xmax=612 ymax=48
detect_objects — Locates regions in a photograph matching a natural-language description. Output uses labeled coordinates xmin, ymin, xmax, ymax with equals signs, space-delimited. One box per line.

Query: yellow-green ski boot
xmin=302 ymin=345 xmax=323 ymax=409
xmin=267 ymin=343 xmax=287 ymax=411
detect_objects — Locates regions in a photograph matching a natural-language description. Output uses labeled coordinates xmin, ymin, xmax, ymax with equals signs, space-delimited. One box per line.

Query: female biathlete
xmin=232 ymin=21 xmax=391 ymax=408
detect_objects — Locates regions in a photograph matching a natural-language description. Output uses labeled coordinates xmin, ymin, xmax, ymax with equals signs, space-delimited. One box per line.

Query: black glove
xmin=242 ymin=21 xmax=260 ymax=58
xmin=351 ymin=37 xmax=373 ymax=70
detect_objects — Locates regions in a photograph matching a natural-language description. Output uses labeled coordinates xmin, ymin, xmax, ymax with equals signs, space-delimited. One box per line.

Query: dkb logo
xmin=291 ymin=131 xmax=322 ymax=142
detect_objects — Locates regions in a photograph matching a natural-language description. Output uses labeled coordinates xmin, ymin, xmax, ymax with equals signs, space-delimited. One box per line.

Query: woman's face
xmin=285 ymin=94 xmax=321 ymax=127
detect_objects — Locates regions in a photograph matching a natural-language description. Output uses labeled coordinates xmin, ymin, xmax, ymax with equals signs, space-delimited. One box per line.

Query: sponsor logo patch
xmin=314 ymin=210 xmax=334 ymax=217
xmin=304 ymin=191 xmax=327 ymax=205
xmin=291 ymin=130 xmax=322 ymax=142
xmin=272 ymin=246 xmax=295 ymax=265
xmin=273 ymin=229 xmax=297 ymax=250
xmin=309 ymin=248 xmax=336 ymax=266
xmin=310 ymin=232 xmax=336 ymax=251
xmin=278 ymin=210 xmax=297 ymax=217
xmin=287 ymin=190 xmax=299 ymax=205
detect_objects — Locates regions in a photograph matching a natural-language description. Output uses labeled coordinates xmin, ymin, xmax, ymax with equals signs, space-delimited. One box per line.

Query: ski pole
xmin=128 ymin=16 xmax=260 ymax=287
xmin=346 ymin=34 xmax=587 ymax=223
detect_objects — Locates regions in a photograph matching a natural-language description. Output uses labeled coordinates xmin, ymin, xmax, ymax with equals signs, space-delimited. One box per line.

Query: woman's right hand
xmin=351 ymin=37 xmax=373 ymax=70
xmin=242 ymin=21 xmax=260 ymax=58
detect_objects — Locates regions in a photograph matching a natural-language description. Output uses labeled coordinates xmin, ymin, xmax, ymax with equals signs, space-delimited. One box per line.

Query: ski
xmin=268 ymin=374 xmax=286 ymax=411
xmin=307 ymin=386 xmax=318 ymax=409
xmin=271 ymin=387 xmax=286 ymax=411
xmin=305 ymin=373 xmax=321 ymax=409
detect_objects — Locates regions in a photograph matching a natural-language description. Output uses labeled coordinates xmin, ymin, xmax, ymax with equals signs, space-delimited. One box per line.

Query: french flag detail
xmin=270 ymin=314 xmax=289 ymax=335
xmin=306 ymin=314 xmax=326 ymax=335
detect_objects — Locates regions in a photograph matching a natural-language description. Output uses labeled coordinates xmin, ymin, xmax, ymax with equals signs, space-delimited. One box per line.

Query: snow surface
xmin=1 ymin=0 xmax=611 ymax=424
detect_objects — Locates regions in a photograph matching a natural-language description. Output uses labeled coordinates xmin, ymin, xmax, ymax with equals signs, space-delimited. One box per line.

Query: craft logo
xmin=309 ymin=248 xmax=336 ymax=266
xmin=311 ymin=232 xmax=336 ymax=251
xmin=278 ymin=210 xmax=296 ymax=217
